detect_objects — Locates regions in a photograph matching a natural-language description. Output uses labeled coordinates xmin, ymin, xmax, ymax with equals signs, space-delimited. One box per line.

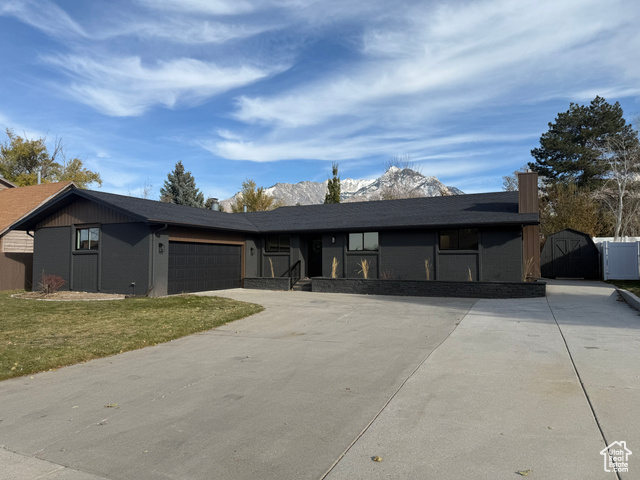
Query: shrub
xmin=39 ymin=272 xmax=66 ymax=294
xmin=380 ymin=270 xmax=397 ymax=280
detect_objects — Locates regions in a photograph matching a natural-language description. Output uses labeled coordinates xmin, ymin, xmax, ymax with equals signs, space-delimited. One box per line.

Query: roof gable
xmin=0 ymin=177 xmax=17 ymax=190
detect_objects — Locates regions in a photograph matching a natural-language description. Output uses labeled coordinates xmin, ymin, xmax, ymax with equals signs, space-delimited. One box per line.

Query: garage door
xmin=168 ymin=242 xmax=242 ymax=294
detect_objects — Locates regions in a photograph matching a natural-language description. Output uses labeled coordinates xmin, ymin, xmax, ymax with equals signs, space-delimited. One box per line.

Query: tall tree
xmin=159 ymin=161 xmax=204 ymax=207
xmin=502 ymin=166 xmax=531 ymax=192
xmin=595 ymin=136 xmax=640 ymax=239
xmin=529 ymin=96 xmax=639 ymax=189
xmin=231 ymin=179 xmax=280 ymax=212
xmin=0 ymin=129 xmax=101 ymax=188
xmin=539 ymin=182 xmax=608 ymax=239
xmin=324 ymin=162 xmax=341 ymax=204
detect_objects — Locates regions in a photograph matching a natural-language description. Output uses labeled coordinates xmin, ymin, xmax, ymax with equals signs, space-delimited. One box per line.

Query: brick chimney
xmin=518 ymin=171 xmax=540 ymax=279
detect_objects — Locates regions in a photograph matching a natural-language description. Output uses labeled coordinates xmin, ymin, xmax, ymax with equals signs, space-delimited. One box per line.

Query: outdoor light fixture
xmin=158 ymin=242 xmax=165 ymax=254
xmin=250 ymin=247 xmax=255 ymax=256
xmin=332 ymin=236 xmax=336 ymax=244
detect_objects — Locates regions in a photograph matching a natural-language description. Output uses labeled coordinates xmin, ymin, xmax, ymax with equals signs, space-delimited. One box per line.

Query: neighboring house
xmin=12 ymin=173 xmax=540 ymax=297
xmin=0 ymin=181 xmax=76 ymax=290
xmin=0 ymin=177 xmax=17 ymax=191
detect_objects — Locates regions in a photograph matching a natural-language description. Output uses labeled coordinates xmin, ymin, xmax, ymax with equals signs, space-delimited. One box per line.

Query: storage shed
xmin=541 ymin=229 xmax=600 ymax=279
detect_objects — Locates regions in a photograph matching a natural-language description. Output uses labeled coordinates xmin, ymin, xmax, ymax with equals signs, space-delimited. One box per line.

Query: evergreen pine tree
xmin=159 ymin=161 xmax=205 ymax=208
xmin=324 ymin=162 xmax=341 ymax=204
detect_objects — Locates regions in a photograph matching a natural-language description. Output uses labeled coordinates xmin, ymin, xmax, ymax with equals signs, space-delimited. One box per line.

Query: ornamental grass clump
xmin=331 ymin=257 xmax=339 ymax=279
xmin=358 ymin=258 xmax=370 ymax=279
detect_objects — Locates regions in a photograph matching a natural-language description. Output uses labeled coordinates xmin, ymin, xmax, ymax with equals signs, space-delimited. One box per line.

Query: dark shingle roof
xmin=14 ymin=189 xmax=537 ymax=233
xmin=244 ymin=191 xmax=537 ymax=232
xmin=76 ymin=190 xmax=260 ymax=232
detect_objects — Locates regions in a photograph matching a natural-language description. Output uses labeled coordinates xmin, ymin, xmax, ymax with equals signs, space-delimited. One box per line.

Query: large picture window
xmin=265 ymin=235 xmax=291 ymax=253
xmin=439 ymin=229 xmax=478 ymax=250
xmin=348 ymin=232 xmax=379 ymax=251
xmin=76 ymin=227 xmax=99 ymax=250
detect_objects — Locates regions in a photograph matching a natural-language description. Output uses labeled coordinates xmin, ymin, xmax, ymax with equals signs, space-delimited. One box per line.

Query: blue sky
xmin=1 ymin=0 xmax=639 ymax=199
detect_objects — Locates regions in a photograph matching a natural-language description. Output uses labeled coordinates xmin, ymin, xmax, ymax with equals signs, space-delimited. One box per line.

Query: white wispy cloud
xmin=0 ymin=0 xmax=86 ymax=39
xmin=45 ymin=55 xmax=285 ymax=116
xmin=212 ymin=0 xmax=640 ymax=166
xmin=203 ymin=126 xmax=537 ymax=164
xmin=235 ymin=0 xmax=633 ymax=128
xmin=125 ymin=18 xmax=274 ymax=44
xmin=135 ymin=0 xmax=260 ymax=15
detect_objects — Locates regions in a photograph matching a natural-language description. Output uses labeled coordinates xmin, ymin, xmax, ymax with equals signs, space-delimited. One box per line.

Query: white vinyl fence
xmin=600 ymin=241 xmax=640 ymax=280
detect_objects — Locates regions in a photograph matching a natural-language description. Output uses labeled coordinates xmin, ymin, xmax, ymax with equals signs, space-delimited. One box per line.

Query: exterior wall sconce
xmin=158 ymin=242 xmax=165 ymax=254
xmin=331 ymin=236 xmax=336 ymax=244
xmin=250 ymin=247 xmax=255 ymax=256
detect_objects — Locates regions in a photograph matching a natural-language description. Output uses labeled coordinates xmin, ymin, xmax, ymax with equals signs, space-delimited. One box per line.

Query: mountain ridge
xmin=219 ymin=167 xmax=463 ymax=211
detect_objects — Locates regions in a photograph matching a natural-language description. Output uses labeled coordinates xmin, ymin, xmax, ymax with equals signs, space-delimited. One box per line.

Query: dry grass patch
xmin=0 ymin=291 xmax=263 ymax=381
xmin=607 ymin=280 xmax=640 ymax=298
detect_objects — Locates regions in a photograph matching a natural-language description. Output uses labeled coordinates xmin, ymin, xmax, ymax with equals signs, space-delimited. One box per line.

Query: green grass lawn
xmin=0 ymin=292 xmax=263 ymax=381
xmin=607 ymin=280 xmax=640 ymax=297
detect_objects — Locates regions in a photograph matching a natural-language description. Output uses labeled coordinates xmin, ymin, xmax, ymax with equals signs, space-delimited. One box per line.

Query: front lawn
xmin=607 ymin=280 xmax=640 ymax=297
xmin=0 ymin=292 xmax=263 ymax=381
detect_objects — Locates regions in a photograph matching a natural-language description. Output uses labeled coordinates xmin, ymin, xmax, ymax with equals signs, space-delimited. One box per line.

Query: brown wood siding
xmin=168 ymin=227 xmax=247 ymax=282
xmin=518 ymin=172 xmax=539 ymax=214
xmin=523 ymin=224 xmax=541 ymax=278
xmin=2 ymin=231 xmax=34 ymax=253
xmin=0 ymin=252 xmax=33 ymax=290
xmin=36 ymin=198 xmax=137 ymax=228
xmin=168 ymin=228 xmax=245 ymax=245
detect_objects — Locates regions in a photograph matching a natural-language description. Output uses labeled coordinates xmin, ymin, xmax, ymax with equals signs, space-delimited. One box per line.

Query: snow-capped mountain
xmin=219 ymin=167 xmax=462 ymax=210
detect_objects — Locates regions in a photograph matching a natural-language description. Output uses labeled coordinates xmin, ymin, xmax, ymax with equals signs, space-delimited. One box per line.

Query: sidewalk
xmin=325 ymin=281 xmax=639 ymax=479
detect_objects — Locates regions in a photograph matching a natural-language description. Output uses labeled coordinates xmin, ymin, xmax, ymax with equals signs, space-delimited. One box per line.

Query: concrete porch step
xmin=292 ymin=279 xmax=312 ymax=291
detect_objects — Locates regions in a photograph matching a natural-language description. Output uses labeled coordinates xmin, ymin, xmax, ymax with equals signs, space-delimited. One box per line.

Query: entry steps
xmin=292 ymin=278 xmax=312 ymax=292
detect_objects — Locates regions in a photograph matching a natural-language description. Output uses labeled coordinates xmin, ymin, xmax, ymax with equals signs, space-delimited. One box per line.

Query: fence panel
xmin=603 ymin=241 xmax=640 ymax=280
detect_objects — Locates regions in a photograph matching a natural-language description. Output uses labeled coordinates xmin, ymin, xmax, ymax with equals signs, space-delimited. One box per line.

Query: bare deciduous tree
xmin=596 ymin=136 xmax=640 ymax=239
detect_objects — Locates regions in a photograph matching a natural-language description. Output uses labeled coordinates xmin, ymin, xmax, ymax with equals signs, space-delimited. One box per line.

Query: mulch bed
xmin=12 ymin=291 xmax=126 ymax=301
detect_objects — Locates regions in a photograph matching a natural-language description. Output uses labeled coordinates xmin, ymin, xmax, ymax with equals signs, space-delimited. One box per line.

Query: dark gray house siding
xmin=245 ymin=236 xmax=260 ymax=278
xmin=254 ymin=226 xmax=523 ymax=283
xmin=322 ymin=233 xmax=344 ymax=278
xmin=33 ymin=226 xmax=72 ymax=289
xmin=33 ymin=222 xmax=154 ymax=294
xmin=480 ymin=227 xmax=523 ymax=282
xmin=101 ymin=223 xmax=152 ymax=295
xmin=380 ymin=231 xmax=436 ymax=281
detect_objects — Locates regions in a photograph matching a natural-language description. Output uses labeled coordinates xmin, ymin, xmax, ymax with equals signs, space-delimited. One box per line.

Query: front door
xmin=308 ymin=236 xmax=323 ymax=277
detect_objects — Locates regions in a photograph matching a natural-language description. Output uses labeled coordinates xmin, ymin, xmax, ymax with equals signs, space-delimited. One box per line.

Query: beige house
xmin=0 ymin=180 xmax=75 ymax=290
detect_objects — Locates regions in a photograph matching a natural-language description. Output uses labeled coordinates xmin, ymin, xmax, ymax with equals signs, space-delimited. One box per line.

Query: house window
xmin=76 ymin=227 xmax=99 ymax=250
xmin=265 ymin=235 xmax=290 ymax=253
xmin=439 ymin=229 xmax=478 ymax=250
xmin=348 ymin=232 xmax=379 ymax=251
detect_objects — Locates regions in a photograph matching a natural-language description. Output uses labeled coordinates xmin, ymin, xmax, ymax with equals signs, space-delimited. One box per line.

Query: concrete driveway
xmin=1 ymin=282 xmax=638 ymax=479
